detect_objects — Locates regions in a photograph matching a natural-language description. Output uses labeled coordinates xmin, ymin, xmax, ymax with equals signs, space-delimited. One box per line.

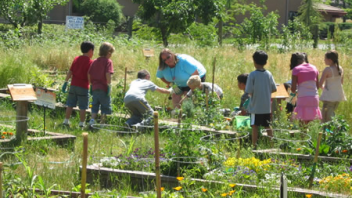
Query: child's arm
xmin=106 ymin=73 xmax=112 ymax=96
xmin=64 ymin=70 xmax=72 ymax=82
xmin=291 ymin=75 xmax=297 ymax=93
xmin=319 ymin=68 xmax=327 ymax=89
xmin=156 ymin=87 xmax=171 ymax=94
xmin=316 ymin=73 xmax=320 ymax=90
xmin=160 ymin=78 xmax=172 ymax=87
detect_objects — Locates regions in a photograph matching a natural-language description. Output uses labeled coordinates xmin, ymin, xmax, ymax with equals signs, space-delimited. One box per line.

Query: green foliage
xmin=186 ymin=22 xmax=218 ymax=46
xmin=0 ymin=0 xmax=31 ymax=28
xmin=132 ymin=0 xmax=220 ymax=47
xmin=81 ymin=0 xmax=124 ymax=27
xmin=279 ymin=19 xmax=312 ymax=52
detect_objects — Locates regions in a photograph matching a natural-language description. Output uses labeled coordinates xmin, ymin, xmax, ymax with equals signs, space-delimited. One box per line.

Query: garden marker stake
xmin=0 ymin=162 xmax=2 ymax=198
xmin=153 ymin=112 xmax=161 ymax=198
xmin=212 ymin=57 xmax=216 ymax=96
xmin=177 ymin=109 xmax=182 ymax=176
xmin=205 ymin=92 xmax=209 ymax=111
xmin=81 ymin=133 xmax=88 ymax=198
xmin=308 ymin=132 xmax=322 ymax=189
xmin=123 ymin=67 xmax=127 ymax=97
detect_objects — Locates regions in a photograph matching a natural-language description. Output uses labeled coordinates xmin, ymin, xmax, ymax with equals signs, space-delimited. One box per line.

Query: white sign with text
xmin=66 ymin=16 xmax=84 ymax=29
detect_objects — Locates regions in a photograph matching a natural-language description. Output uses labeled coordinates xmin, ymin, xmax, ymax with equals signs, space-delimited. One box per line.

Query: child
xmin=245 ymin=50 xmax=277 ymax=147
xmin=88 ymin=42 xmax=115 ymax=126
xmin=319 ymin=50 xmax=346 ymax=123
xmin=124 ymin=70 xmax=170 ymax=127
xmin=179 ymin=75 xmax=223 ymax=104
xmin=62 ymin=41 xmax=94 ymax=127
xmin=237 ymin=73 xmax=249 ymax=115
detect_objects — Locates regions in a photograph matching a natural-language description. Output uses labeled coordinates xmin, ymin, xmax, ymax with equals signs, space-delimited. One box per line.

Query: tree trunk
xmin=127 ymin=16 xmax=134 ymax=40
xmin=218 ymin=18 xmax=223 ymax=46
xmin=38 ymin=21 xmax=43 ymax=34
xmin=160 ymin=26 xmax=168 ymax=47
xmin=313 ymin=25 xmax=318 ymax=49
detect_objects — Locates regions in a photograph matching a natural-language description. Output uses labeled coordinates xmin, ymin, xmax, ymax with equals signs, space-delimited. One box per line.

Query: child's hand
xmin=62 ymin=82 xmax=68 ymax=93
xmin=107 ymin=84 xmax=112 ymax=96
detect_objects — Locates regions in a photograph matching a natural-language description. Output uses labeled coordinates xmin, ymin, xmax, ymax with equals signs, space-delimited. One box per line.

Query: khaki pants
xmin=321 ymin=101 xmax=340 ymax=123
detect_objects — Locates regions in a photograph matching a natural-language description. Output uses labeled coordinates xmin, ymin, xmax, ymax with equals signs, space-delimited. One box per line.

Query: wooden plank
xmin=7 ymin=84 xmax=37 ymax=101
xmin=253 ymin=149 xmax=352 ymax=163
xmin=272 ymin=84 xmax=289 ymax=99
xmin=85 ymin=165 xmax=349 ymax=198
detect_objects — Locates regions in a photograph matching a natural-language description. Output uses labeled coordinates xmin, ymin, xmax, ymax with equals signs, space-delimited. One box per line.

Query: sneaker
xmin=89 ymin=119 xmax=95 ymax=126
xmin=62 ymin=123 xmax=70 ymax=127
xmin=79 ymin=123 xmax=85 ymax=128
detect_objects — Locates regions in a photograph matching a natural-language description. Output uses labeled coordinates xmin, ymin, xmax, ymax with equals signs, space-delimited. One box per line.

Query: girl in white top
xmin=319 ymin=50 xmax=346 ymax=123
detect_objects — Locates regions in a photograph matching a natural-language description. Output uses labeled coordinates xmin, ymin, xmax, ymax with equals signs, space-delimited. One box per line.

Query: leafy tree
xmin=0 ymin=0 xmax=31 ymax=28
xmin=298 ymin=0 xmax=323 ymax=48
xmin=132 ymin=0 xmax=220 ymax=47
xmin=29 ymin=0 xmax=69 ymax=34
xmin=81 ymin=0 xmax=124 ymax=27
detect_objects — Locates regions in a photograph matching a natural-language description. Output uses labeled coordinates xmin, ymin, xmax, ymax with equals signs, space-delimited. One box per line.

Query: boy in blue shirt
xmin=245 ymin=51 xmax=277 ymax=147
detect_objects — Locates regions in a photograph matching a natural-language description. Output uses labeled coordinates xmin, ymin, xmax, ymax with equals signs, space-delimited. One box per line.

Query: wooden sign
xmin=272 ymin=84 xmax=289 ymax=99
xmin=142 ymin=48 xmax=154 ymax=58
xmin=34 ymin=88 xmax=56 ymax=109
xmin=7 ymin=84 xmax=37 ymax=101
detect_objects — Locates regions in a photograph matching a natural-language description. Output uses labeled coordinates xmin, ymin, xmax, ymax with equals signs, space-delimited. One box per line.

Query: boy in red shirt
xmin=88 ymin=42 xmax=115 ymax=126
xmin=62 ymin=41 xmax=95 ymax=128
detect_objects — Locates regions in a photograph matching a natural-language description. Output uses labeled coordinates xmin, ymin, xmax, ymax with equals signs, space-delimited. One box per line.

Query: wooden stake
xmin=212 ymin=57 xmax=216 ymax=95
xmin=0 ymin=162 xmax=2 ymax=198
xmin=81 ymin=133 xmax=89 ymax=198
xmin=153 ymin=112 xmax=161 ymax=198
xmin=123 ymin=67 xmax=127 ymax=97
xmin=205 ymin=92 xmax=209 ymax=111
xmin=16 ymin=101 xmax=28 ymax=145
xmin=177 ymin=109 xmax=182 ymax=128
xmin=308 ymin=132 xmax=322 ymax=189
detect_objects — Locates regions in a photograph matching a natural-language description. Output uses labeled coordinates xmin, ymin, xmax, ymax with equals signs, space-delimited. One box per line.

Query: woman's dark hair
xmin=158 ymin=48 xmax=178 ymax=70
xmin=325 ymin=50 xmax=341 ymax=76
xmin=290 ymin=52 xmax=308 ymax=70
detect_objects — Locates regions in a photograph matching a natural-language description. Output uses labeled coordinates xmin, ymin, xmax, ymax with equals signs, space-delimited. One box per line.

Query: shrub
xmin=81 ymin=0 xmax=124 ymax=27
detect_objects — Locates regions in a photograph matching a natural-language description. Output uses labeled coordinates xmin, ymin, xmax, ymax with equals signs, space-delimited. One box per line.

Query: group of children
xmin=62 ymin=41 xmax=346 ymax=148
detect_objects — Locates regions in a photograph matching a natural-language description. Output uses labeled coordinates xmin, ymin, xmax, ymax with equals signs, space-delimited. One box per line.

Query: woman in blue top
xmin=157 ymin=48 xmax=207 ymax=108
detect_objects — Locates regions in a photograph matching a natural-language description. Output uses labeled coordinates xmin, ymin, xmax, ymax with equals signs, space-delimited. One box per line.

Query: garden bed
xmin=253 ymin=149 xmax=352 ymax=163
xmin=0 ymin=127 xmax=76 ymax=147
xmin=83 ymin=164 xmax=349 ymax=198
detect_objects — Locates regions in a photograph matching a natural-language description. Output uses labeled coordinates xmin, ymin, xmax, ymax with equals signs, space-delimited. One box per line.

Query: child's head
xmin=81 ymin=41 xmax=94 ymax=58
xmin=252 ymin=50 xmax=268 ymax=67
xmin=137 ymin=70 xmax=150 ymax=80
xmin=237 ymin=73 xmax=248 ymax=90
xmin=325 ymin=50 xmax=341 ymax=75
xmin=290 ymin=52 xmax=307 ymax=70
xmin=99 ymin=42 xmax=115 ymax=58
xmin=187 ymin=75 xmax=201 ymax=91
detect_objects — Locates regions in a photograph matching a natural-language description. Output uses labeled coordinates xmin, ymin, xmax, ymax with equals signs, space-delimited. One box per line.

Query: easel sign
xmin=272 ymin=84 xmax=289 ymax=99
xmin=142 ymin=48 xmax=154 ymax=59
xmin=7 ymin=84 xmax=37 ymax=101
xmin=34 ymin=88 xmax=56 ymax=109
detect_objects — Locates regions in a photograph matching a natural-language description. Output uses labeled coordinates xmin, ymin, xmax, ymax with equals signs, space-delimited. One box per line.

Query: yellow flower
xmin=2 ymin=132 xmax=6 ymax=135
xmin=1 ymin=135 xmax=4 ymax=139
xmin=221 ymin=193 xmax=228 ymax=197
xmin=229 ymin=183 xmax=236 ymax=188
xmin=173 ymin=186 xmax=182 ymax=191
xmin=8 ymin=132 xmax=13 ymax=136
xmin=306 ymin=194 xmax=312 ymax=198
xmin=229 ymin=190 xmax=235 ymax=195
xmin=160 ymin=187 xmax=164 ymax=191
xmin=296 ymin=148 xmax=301 ymax=151
xmin=201 ymin=188 xmax=207 ymax=192
xmin=176 ymin=177 xmax=184 ymax=181
xmin=342 ymin=149 xmax=348 ymax=153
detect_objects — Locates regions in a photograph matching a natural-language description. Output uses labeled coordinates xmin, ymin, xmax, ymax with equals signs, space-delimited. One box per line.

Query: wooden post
xmin=123 ymin=67 xmax=127 ymax=97
xmin=177 ymin=109 xmax=182 ymax=128
xmin=308 ymin=132 xmax=322 ymax=189
xmin=0 ymin=162 xmax=2 ymax=198
xmin=205 ymin=92 xmax=209 ymax=111
xmin=212 ymin=57 xmax=216 ymax=96
xmin=153 ymin=112 xmax=162 ymax=198
xmin=16 ymin=101 xmax=28 ymax=144
xmin=81 ymin=133 xmax=88 ymax=198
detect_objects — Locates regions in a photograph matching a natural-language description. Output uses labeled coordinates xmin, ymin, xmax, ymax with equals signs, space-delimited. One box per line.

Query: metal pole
xmin=124 ymin=67 xmax=127 ymax=97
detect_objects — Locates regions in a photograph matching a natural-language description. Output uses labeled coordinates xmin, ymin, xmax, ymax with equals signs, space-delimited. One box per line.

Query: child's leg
xmin=322 ymin=101 xmax=339 ymax=123
xmin=65 ymin=107 xmax=73 ymax=120
xmin=79 ymin=110 xmax=86 ymax=123
xmin=100 ymin=114 xmax=106 ymax=124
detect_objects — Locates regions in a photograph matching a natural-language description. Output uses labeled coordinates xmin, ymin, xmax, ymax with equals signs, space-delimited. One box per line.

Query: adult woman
xmin=290 ymin=52 xmax=322 ymax=124
xmin=156 ymin=48 xmax=206 ymax=108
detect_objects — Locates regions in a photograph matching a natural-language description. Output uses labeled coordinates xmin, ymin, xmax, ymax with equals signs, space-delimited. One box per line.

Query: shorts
xmin=250 ymin=113 xmax=271 ymax=127
xmin=66 ymin=85 xmax=89 ymax=110
xmin=91 ymin=89 xmax=112 ymax=114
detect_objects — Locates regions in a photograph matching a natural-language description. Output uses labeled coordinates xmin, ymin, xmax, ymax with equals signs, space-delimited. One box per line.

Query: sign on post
xmin=66 ymin=16 xmax=84 ymax=29
xmin=34 ymin=88 xmax=56 ymax=109
xmin=7 ymin=84 xmax=37 ymax=101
